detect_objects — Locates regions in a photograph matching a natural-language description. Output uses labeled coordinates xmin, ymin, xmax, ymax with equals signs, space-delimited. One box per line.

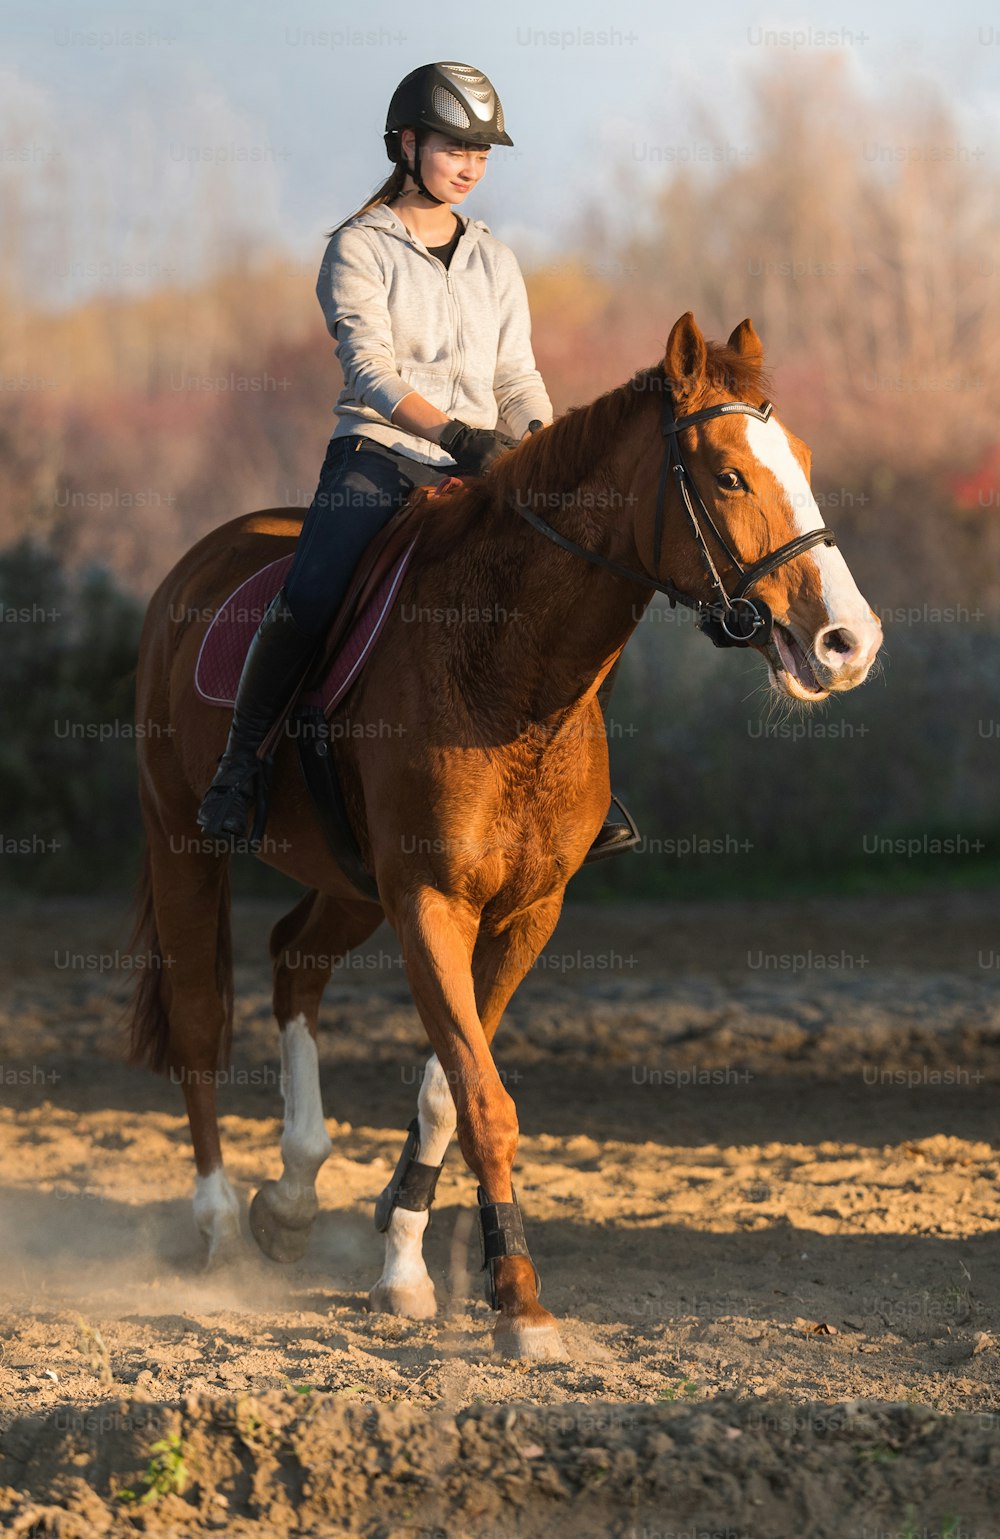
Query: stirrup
xmin=583 ymin=794 xmax=641 ymax=864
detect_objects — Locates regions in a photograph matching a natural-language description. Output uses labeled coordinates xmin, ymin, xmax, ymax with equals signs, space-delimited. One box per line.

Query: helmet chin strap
xmin=405 ymin=128 xmax=448 ymax=206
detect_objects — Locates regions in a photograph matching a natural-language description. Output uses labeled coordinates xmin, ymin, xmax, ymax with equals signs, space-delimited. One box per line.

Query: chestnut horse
xmin=127 ymin=313 xmax=881 ymax=1357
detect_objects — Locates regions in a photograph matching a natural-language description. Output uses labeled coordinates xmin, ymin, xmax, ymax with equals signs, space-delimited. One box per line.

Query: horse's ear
xmin=664 ymin=312 xmax=707 ymax=406
xmin=727 ymin=318 xmax=763 ymax=367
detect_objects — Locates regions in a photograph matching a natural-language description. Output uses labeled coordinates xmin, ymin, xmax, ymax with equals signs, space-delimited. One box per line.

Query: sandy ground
xmin=2 ymin=888 xmax=1000 ymax=1536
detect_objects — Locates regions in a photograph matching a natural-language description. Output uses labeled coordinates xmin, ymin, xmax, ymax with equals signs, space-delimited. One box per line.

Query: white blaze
xmin=742 ymin=414 xmax=872 ymax=627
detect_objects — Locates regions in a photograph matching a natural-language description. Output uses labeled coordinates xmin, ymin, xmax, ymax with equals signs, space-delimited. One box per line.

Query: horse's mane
xmin=414 ymin=338 xmax=771 ymax=564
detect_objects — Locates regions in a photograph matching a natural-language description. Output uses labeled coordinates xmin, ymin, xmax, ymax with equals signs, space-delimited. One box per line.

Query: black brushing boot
xmin=583 ymin=656 xmax=642 ymax=865
xmin=196 ymin=587 xmax=318 ymax=846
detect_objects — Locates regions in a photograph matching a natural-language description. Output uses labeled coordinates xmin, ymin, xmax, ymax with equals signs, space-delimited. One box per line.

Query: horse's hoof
xmin=202 ymin=1230 xmax=245 ymax=1273
xmin=493 ymin=1317 xmax=566 ymax=1360
xmin=249 ymin=1183 xmax=315 ymax=1263
xmin=368 ymin=1278 xmax=438 ymax=1319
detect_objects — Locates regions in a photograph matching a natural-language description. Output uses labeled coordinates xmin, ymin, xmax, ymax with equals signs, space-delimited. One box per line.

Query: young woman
xmin=196 ymin=60 xmax=636 ymax=862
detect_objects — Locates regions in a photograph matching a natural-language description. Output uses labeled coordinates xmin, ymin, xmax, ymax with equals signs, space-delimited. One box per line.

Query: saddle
xmin=195 ymin=476 xmax=465 ymax=896
xmin=195 ymin=538 xmax=416 ymax=720
xmin=195 ymin=476 xmax=465 ymax=731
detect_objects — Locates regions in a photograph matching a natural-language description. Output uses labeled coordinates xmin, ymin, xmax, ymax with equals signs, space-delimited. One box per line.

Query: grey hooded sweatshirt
xmin=315 ymin=203 xmax=553 ymax=469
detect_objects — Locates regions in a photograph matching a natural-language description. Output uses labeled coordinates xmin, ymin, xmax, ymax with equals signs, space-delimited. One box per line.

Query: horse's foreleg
xmin=469 ymin=897 xmax=565 ymax=1356
xmin=250 ymin=891 xmax=382 ymax=1262
xmin=370 ymin=894 xmax=564 ymax=1325
xmin=369 ymin=1052 xmax=455 ymax=1318
xmin=389 ymin=885 xmax=564 ymax=1357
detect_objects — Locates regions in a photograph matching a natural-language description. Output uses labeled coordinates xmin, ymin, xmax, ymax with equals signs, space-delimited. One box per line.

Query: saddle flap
xmin=193 ymin=477 xmax=469 ymax=728
xmin=193 ymin=540 xmax=417 ymax=719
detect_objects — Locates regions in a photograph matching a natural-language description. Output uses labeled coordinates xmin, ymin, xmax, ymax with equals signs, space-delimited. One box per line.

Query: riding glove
xmin=438 ymin=419 xmax=519 ymax=476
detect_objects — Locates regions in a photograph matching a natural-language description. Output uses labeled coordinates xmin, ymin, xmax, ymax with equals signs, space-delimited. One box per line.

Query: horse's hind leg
xmin=249 ymin=890 xmax=382 ymax=1262
xmin=134 ymin=812 xmax=242 ymax=1270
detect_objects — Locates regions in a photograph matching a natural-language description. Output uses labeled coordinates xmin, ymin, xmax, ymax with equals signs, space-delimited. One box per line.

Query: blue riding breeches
xmin=284 ymin=434 xmax=450 ymax=639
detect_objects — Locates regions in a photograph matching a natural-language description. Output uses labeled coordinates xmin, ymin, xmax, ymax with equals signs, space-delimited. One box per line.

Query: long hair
xmin=326 ymin=163 xmax=407 ymax=237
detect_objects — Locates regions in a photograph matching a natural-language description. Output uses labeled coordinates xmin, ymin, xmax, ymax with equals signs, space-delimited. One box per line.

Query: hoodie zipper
xmin=386 ymin=211 xmax=468 ymax=420
xmin=443 ymin=263 xmax=465 ymax=418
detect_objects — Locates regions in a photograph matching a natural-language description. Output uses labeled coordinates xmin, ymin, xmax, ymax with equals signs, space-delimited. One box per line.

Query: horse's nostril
xmin=820 ymin=626 xmax=858 ymax=659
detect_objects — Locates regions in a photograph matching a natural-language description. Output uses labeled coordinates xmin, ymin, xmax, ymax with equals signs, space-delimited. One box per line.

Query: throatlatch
xmin=374 ymin=1117 xmax=445 ymax=1233
xmin=477 ymin=1185 xmax=541 ymax=1310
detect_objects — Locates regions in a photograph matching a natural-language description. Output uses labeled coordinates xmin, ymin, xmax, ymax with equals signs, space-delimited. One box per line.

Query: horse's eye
xmin=717 ymin=470 xmax=745 ymax=492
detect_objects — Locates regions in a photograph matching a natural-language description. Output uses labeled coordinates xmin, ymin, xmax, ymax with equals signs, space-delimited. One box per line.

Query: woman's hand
xmin=438 ymin=419 xmax=519 ymax=475
xmin=388 ymin=392 xmax=522 ymax=472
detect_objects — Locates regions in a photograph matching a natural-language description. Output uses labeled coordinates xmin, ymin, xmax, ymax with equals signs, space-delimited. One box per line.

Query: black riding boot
xmin=196 ymin=587 xmax=318 ymax=845
xmin=583 ymin=657 xmax=641 ymax=864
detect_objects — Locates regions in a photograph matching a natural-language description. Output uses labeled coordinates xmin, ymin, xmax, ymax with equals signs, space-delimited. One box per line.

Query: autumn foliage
xmin=2 ymin=58 xmax=998 ymax=893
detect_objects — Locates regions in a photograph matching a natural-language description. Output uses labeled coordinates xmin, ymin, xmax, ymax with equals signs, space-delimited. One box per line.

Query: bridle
xmin=510 ymin=384 xmax=838 ymax=648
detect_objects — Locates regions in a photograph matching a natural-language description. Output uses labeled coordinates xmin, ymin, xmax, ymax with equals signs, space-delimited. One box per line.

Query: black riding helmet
xmin=385 ymin=61 xmax=513 ymax=205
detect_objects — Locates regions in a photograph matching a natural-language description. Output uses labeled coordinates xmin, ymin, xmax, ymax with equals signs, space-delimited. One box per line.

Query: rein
xmin=510 ymin=388 xmax=837 ymax=649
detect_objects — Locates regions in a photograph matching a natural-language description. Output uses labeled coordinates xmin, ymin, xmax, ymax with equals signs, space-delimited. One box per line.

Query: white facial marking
xmin=742 ymin=414 xmax=872 ymax=627
xmin=278 ymin=1013 xmax=332 ymax=1195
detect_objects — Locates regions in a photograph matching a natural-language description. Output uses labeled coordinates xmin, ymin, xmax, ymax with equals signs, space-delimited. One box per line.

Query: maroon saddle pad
xmin=194 ymin=541 xmax=417 ymax=715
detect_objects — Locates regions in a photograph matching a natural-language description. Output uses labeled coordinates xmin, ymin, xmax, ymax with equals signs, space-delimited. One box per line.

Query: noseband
xmin=511 ymin=388 xmax=837 ymax=648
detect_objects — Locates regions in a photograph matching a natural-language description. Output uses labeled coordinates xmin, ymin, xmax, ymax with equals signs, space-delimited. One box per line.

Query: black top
xmin=425 ymin=214 xmax=462 ymax=270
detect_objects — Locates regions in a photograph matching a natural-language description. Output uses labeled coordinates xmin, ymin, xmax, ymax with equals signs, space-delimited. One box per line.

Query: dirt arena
xmin=1 ymin=887 xmax=999 ymax=1536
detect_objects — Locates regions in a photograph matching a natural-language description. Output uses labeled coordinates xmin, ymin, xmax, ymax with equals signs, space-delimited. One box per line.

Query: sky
xmin=2 ymin=0 xmax=999 ymax=305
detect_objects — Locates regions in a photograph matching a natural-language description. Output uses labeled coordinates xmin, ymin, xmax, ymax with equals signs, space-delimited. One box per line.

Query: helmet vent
xmin=431 ymin=85 xmax=471 ymax=130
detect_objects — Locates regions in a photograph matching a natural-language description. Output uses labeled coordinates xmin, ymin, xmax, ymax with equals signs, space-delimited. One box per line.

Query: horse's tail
xmin=125 ymin=840 xmax=171 ymax=1072
xmin=215 ymin=866 xmax=235 ymax=1069
xmin=124 ymin=839 xmax=234 ymax=1074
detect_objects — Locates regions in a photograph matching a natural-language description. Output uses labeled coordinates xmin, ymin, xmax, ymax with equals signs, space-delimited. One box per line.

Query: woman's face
xmin=400 ymin=128 xmax=490 ymax=203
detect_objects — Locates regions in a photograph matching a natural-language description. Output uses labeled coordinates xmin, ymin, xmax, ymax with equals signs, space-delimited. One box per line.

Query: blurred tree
xmin=0 ymin=540 xmax=143 ymax=890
